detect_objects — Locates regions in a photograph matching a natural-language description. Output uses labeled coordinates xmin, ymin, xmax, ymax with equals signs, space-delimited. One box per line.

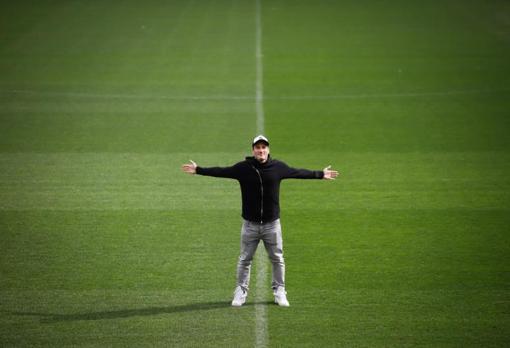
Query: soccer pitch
xmin=1 ymin=0 xmax=509 ymax=346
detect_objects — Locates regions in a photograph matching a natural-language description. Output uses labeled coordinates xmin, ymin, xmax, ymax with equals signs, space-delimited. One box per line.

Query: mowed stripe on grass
xmin=0 ymin=0 xmax=261 ymax=347
xmin=262 ymin=0 xmax=510 ymax=346
xmin=1 ymin=152 xmax=508 ymax=211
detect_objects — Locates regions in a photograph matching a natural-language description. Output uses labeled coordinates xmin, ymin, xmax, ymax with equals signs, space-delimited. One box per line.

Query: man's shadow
xmin=5 ymin=301 xmax=274 ymax=323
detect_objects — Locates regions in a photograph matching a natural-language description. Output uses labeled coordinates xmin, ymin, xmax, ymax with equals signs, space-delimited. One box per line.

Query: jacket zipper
xmin=251 ymin=166 xmax=264 ymax=224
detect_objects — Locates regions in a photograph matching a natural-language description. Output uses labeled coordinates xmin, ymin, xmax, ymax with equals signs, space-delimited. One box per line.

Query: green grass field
xmin=1 ymin=0 xmax=509 ymax=346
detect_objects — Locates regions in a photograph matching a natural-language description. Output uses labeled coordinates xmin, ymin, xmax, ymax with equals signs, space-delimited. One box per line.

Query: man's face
xmin=252 ymin=143 xmax=269 ymax=163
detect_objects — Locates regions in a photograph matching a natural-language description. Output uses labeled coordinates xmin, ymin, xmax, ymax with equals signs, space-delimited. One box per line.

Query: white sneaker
xmin=274 ymin=287 xmax=290 ymax=307
xmin=232 ymin=286 xmax=247 ymax=307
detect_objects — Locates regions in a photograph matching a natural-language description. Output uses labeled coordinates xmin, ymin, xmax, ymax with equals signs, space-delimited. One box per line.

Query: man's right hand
xmin=181 ymin=160 xmax=198 ymax=175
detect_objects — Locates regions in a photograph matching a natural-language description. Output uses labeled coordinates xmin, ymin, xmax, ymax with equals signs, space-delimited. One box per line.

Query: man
xmin=181 ymin=135 xmax=339 ymax=307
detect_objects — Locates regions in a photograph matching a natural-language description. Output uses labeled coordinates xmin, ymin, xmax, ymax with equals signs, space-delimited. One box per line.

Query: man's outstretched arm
xmin=282 ymin=163 xmax=340 ymax=180
xmin=181 ymin=160 xmax=240 ymax=179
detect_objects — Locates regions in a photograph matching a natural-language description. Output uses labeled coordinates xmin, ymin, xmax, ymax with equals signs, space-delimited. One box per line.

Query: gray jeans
xmin=236 ymin=219 xmax=285 ymax=291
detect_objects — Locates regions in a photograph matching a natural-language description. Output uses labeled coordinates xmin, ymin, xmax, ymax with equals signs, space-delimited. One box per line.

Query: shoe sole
xmin=274 ymin=299 xmax=290 ymax=307
xmin=232 ymin=299 xmax=246 ymax=307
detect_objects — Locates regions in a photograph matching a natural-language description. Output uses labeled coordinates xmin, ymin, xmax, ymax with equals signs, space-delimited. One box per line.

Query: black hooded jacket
xmin=196 ymin=156 xmax=324 ymax=223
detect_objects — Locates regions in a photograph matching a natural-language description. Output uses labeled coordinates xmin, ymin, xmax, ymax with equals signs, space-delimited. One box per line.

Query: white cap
xmin=252 ymin=135 xmax=269 ymax=147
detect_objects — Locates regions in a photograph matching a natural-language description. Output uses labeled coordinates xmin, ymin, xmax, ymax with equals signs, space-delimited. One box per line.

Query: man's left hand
xmin=323 ymin=165 xmax=339 ymax=180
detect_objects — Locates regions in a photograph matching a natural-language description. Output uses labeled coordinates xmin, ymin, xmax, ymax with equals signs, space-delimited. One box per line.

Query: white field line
xmin=1 ymin=89 xmax=254 ymax=101
xmin=268 ymin=89 xmax=510 ymax=100
xmin=255 ymin=0 xmax=265 ymax=135
xmin=254 ymin=247 xmax=268 ymax=348
xmin=1 ymin=88 xmax=508 ymax=102
xmin=254 ymin=0 xmax=268 ymax=348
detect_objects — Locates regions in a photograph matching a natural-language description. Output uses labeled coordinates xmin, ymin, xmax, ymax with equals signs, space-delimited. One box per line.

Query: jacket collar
xmin=246 ymin=154 xmax=272 ymax=167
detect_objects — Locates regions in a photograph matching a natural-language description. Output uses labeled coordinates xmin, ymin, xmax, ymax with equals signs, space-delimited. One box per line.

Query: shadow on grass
xmin=5 ymin=301 xmax=274 ymax=323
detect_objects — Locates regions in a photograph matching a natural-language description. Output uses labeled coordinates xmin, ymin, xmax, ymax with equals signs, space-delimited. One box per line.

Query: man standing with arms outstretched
xmin=181 ymin=135 xmax=339 ymax=307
